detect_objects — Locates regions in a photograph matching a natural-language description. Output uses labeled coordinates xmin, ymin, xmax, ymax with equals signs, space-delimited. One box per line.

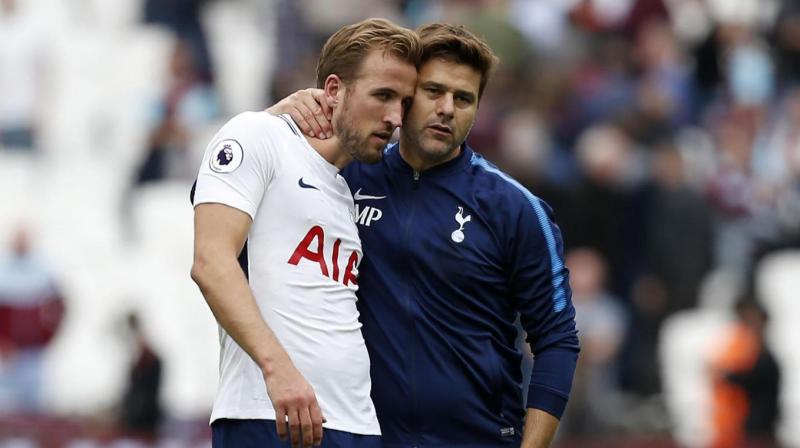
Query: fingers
xmin=310 ymin=400 xmax=325 ymax=446
xmin=309 ymin=88 xmax=333 ymax=135
xmin=293 ymin=89 xmax=331 ymax=140
xmin=309 ymin=108 xmax=332 ymax=140
xmin=312 ymin=89 xmax=331 ymax=119
xmin=287 ymin=102 xmax=321 ymax=139
xmin=274 ymin=406 xmax=288 ymax=441
xmin=269 ymin=88 xmax=332 ymax=140
xmin=299 ymin=407 xmax=314 ymax=447
xmin=264 ymin=365 xmax=325 ymax=447
xmin=288 ymin=407 xmax=302 ymax=448
xmin=287 ymin=104 xmax=322 ymax=137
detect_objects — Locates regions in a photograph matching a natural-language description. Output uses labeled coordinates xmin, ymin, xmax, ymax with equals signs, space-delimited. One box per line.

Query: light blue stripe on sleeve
xmin=470 ymin=154 xmax=568 ymax=312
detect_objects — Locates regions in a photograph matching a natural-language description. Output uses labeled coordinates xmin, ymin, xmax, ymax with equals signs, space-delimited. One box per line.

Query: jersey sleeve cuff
xmin=193 ymin=195 xmax=257 ymax=221
xmin=526 ymin=384 xmax=569 ymax=419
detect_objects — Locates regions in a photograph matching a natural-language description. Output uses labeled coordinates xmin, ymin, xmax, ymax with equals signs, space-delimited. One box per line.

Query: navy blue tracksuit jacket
xmin=341 ymin=143 xmax=580 ymax=447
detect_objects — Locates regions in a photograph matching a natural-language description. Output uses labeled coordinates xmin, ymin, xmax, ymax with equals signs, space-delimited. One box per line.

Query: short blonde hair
xmin=316 ymin=18 xmax=422 ymax=88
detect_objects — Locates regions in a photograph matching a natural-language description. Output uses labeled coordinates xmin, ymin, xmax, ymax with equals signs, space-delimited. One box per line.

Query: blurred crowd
xmin=259 ymin=0 xmax=800 ymax=444
xmin=1 ymin=0 xmax=800 ymax=446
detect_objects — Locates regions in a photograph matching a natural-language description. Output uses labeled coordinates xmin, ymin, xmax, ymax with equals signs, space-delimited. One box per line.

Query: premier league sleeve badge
xmin=209 ymin=139 xmax=244 ymax=173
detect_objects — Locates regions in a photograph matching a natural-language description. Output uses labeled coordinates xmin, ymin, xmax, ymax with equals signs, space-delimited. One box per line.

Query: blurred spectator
xmin=558 ymin=124 xmax=648 ymax=301
xmin=621 ymin=0 xmax=669 ymax=39
xmin=643 ymin=143 xmax=713 ymax=313
xmin=774 ymin=0 xmax=800 ymax=87
xmin=461 ymin=4 xmax=529 ymax=74
xmin=508 ymin=0 xmax=578 ymax=53
xmin=705 ymin=108 xmax=777 ymax=272
xmin=710 ymin=298 xmax=780 ymax=447
xmin=134 ymin=37 xmax=220 ymax=185
xmin=726 ymin=37 xmax=774 ymax=108
xmin=754 ymin=89 xmax=800 ymax=186
xmin=561 ymin=36 xmax=636 ymax=146
xmin=269 ymin=0 xmax=318 ymax=101
xmin=117 ymin=312 xmax=163 ymax=442
xmin=497 ymin=107 xmax=556 ymax=187
xmin=627 ymin=18 xmax=693 ymax=141
xmin=2 ymin=0 xmax=800 ymax=444
xmin=0 ymin=0 xmax=47 ymax=151
xmin=569 ymin=0 xmax=636 ymax=33
xmin=143 ymin=0 xmax=214 ymax=83
xmin=0 ymin=226 xmax=64 ymax=413
xmin=562 ymin=248 xmax=627 ymax=436
xmin=691 ymin=23 xmax=726 ymax=114
xmin=625 ymin=142 xmax=713 ymax=398
xmin=753 ymin=87 xmax=800 ymax=244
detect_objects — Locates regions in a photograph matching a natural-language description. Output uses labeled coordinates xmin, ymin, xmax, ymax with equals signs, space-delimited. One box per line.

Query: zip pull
xmin=413 ymin=169 xmax=420 ymax=181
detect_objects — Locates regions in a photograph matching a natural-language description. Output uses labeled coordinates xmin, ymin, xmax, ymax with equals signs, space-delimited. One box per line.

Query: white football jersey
xmin=193 ymin=112 xmax=379 ymax=435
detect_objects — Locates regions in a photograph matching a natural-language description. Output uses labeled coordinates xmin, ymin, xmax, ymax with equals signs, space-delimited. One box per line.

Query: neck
xmin=307 ymin=136 xmax=352 ymax=170
xmin=398 ymin=137 xmax=462 ymax=172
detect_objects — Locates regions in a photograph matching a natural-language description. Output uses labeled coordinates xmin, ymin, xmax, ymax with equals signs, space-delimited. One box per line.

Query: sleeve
xmin=507 ymin=194 xmax=580 ymax=419
xmin=193 ymin=112 xmax=279 ymax=220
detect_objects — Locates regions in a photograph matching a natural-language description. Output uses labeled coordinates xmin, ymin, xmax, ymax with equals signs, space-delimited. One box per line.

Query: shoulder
xmin=213 ymin=112 xmax=304 ymax=165
xmin=219 ymin=111 xmax=293 ymax=139
xmin=467 ymin=152 xmax=548 ymax=219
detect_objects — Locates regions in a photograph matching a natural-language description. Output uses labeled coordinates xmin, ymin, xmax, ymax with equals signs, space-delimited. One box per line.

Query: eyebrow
xmin=421 ymin=81 xmax=476 ymax=101
xmin=373 ymin=87 xmax=403 ymax=97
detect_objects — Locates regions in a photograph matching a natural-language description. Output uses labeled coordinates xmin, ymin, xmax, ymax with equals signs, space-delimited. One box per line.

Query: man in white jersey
xmin=190 ymin=19 xmax=420 ymax=448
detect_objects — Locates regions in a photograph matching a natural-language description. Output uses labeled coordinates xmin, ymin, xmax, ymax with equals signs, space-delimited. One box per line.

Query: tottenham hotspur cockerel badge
xmin=451 ymin=206 xmax=471 ymax=243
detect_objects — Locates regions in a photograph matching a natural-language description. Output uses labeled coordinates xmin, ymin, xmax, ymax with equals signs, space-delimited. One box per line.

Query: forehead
xmin=418 ymin=58 xmax=481 ymax=96
xmin=354 ymin=50 xmax=417 ymax=97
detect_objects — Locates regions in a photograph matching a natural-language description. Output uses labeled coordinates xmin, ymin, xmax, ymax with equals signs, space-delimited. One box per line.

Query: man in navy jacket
xmin=270 ymin=23 xmax=579 ymax=448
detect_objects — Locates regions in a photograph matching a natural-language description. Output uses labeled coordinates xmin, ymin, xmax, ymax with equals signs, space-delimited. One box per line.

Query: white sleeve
xmin=193 ymin=112 xmax=280 ymax=220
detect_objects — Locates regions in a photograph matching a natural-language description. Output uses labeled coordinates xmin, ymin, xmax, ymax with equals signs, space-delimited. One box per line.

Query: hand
xmin=266 ymin=88 xmax=332 ymax=139
xmin=264 ymin=361 xmax=325 ymax=447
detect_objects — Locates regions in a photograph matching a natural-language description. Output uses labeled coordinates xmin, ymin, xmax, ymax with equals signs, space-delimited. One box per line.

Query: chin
xmin=354 ymin=148 xmax=383 ymax=164
xmin=420 ymin=141 xmax=453 ymax=158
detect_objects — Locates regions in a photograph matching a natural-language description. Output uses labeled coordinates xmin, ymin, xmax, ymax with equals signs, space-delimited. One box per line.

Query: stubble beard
xmin=335 ymin=93 xmax=382 ymax=164
xmin=402 ymin=124 xmax=459 ymax=166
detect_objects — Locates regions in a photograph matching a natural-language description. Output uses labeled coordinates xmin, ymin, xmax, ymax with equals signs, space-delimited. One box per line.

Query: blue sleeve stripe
xmin=470 ymin=155 xmax=568 ymax=312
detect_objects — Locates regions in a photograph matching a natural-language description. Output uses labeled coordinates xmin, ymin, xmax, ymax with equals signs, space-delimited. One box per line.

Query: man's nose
xmin=384 ymin=102 xmax=403 ymax=129
xmin=436 ymin=94 xmax=454 ymax=118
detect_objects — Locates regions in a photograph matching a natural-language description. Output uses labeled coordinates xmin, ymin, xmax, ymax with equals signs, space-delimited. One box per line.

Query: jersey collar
xmin=385 ymin=142 xmax=474 ymax=178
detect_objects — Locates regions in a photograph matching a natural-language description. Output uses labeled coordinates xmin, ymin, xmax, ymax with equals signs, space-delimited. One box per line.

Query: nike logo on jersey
xmin=353 ymin=188 xmax=386 ymax=200
xmin=298 ymin=177 xmax=319 ymax=190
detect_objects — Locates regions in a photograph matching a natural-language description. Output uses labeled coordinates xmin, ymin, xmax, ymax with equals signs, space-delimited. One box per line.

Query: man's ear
xmin=323 ymin=74 xmax=343 ymax=108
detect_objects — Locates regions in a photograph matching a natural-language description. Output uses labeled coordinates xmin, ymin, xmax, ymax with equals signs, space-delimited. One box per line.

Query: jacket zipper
xmin=404 ymin=168 xmax=420 ymax=443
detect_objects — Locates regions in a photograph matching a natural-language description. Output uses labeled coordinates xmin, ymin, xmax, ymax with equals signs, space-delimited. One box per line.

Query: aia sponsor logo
xmin=287 ymin=226 xmax=359 ymax=286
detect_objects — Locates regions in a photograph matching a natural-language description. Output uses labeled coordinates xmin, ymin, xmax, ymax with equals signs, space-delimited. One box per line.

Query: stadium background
xmin=0 ymin=0 xmax=799 ymax=446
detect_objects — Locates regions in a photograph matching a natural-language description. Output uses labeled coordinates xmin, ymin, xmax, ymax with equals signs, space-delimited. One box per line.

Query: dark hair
xmin=417 ymin=23 xmax=498 ymax=98
xmin=316 ymin=18 xmax=422 ymax=88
